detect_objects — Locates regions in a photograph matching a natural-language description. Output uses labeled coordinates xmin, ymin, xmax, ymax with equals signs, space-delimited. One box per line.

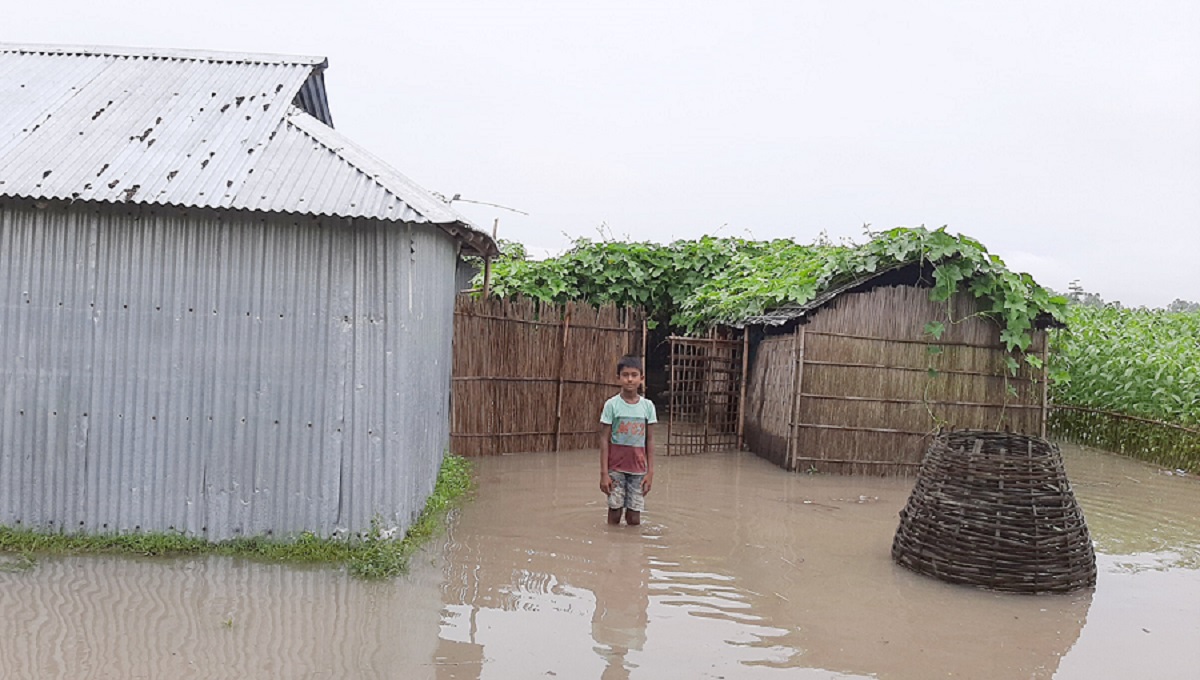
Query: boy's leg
xmin=606 ymin=471 xmax=626 ymax=524
xmin=624 ymin=473 xmax=646 ymax=525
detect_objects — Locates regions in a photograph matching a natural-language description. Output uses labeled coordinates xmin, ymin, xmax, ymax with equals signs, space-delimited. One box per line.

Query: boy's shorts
xmin=607 ymin=471 xmax=646 ymax=512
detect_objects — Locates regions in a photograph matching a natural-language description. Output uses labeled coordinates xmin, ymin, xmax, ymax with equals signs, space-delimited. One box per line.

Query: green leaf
xmin=1004 ymin=356 xmax=1020 ymax=376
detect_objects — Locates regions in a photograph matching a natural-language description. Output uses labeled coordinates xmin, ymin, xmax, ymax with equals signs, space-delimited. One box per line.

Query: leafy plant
xmin=486 ymin=226 xmax=1066 ymax=361
xmin=1046 ymin=303 xmax=1200 ymax=472
xmin=1050 ymin=305 xmax=1200 ymax=427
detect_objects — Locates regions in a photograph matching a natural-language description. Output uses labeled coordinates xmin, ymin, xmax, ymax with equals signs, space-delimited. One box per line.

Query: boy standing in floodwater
xmin=599 ymin=356 xmax=657 ymax=526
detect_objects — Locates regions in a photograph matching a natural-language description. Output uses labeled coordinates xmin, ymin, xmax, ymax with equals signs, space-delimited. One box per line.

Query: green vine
xmin=485 ymin=226 xmax=1067 ymax=367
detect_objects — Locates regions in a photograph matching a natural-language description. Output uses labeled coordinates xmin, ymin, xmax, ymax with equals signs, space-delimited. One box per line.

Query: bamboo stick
xmin=801 ymin=360 xmax=1036 ymax=382
xmin=737 ymin=329 xmax=749 ymax=450
xmin=451 ymin=312 xmax=635 ymax=333
xmin=642 ymin=317 xmax=648 ymax=357
xmin=805 ymin=329 xmax=1012 ymax=350
xmin=480 ymin=219 xmax=498 ymax=298
xmin=452 ymin=429 xmax=600 ymax=439
xmin=1050 ymin=405 xmax=1200 ymax=434
xmin=798 ymin=393 xmax=1045 ymax=409
xmin=452 ymin=376 xmax=612 ymax=386
xmin=792 ymin=456 xmax=923 ymax=467
xmin=703 ymin=341 xmax=711 ymax=452
xmin=786 ymin=327 xmax=806 ymax=471
xmin=553 ymin=309 xmax=572 ymax=451
xmin=791 ymin=422 xmax=932 ymax=436
xmin=1040 ymin=333 xmax=1050 ymax=438
xmin=669 ymin=338 xmax=676 ymax=454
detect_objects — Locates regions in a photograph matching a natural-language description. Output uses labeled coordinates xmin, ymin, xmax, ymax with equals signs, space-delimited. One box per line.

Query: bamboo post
xmin=786 ymin=327 xmax=807 ymax=471
xmin=702 ymin=338 xmax=712 ymax=454
xmin=480 ymin=218 xmax=499 ymax=298
xmin=668 ymin=339 xmax=676 ymax=455
xmin=737 ymin=329 xmax=750 ymax=450
xmin=553 ymin=306 xmax=573 ymax=451
xmin=489 ymin=299 xmax=503 ymax=455
xmin=637 ymin=316 xmax=648 ymax=396
xmin=1040 ymin=331 xmax=1050 ymax=439
xmin=641 ymin=317 xmax=648 ymax=357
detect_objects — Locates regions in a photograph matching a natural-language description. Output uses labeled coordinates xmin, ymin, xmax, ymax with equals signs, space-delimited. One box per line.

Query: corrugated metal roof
xmin=0 ymin=43 xmax=496 ymax=256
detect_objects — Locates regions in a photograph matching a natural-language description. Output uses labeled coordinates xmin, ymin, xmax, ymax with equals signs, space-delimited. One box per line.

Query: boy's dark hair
xmin=616 ymin=355 xmax=644 ymax=375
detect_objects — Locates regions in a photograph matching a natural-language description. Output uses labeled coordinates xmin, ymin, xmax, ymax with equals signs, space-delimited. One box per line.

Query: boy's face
xmin=618 ymin=367 xmax=643 ymax=393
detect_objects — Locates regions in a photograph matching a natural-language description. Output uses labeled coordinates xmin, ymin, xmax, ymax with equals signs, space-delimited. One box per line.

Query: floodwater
xmin=1 ymin=444 xmax=1197 ymax=679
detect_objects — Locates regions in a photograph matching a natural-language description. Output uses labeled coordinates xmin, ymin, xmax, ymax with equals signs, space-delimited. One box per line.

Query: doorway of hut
xmin=648 ymin=327 xmax=746 ymax=456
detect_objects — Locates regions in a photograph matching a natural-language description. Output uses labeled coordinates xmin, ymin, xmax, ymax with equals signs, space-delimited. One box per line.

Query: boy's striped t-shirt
xmin=600 ymin=394 xmax=658 ymax=474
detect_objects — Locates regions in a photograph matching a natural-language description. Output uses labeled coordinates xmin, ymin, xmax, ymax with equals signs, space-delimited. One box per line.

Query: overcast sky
xmin=8 ymin=1 xmax=1198 ymax=307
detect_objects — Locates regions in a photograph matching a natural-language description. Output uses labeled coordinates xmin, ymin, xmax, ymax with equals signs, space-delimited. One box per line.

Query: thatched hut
xmin=741 ymin=264 xmax=1049 ymax=475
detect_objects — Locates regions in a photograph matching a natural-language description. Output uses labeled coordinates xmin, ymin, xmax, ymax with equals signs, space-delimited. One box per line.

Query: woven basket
xmin=892 ymin=430 xmax=1096 ymax=594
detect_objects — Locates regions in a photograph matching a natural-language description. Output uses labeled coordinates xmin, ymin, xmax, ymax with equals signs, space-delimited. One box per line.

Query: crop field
xmin=1049 ymin=305 xmax=1200 ymax=471
xmin=1052 ymin=306 xmax=1200 ymax=426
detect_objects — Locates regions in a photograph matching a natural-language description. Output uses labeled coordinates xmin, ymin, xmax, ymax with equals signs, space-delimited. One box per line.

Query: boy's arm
xmin=599 ymin=424 xmax=613 ymax=494
xmin=642 ymin=424 xmax=654 ymax=495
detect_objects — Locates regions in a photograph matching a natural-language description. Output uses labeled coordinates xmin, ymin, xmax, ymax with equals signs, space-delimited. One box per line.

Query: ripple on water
xmin=1062 ymin=443 xmax=1200 ymax=564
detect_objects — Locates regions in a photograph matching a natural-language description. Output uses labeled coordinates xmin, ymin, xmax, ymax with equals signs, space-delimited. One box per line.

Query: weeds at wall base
xmin=0 ymin=454 xmax=475 ymax=580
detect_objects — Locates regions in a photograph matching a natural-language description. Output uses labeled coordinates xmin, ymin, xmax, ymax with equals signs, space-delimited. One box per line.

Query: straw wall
xmin=743 ymin=335 xmax=794 ymax=466
xmin=451 ymin=295 xmax=644 ymax=456
xmin=743 ymin=285 xmax=1047 ymax=475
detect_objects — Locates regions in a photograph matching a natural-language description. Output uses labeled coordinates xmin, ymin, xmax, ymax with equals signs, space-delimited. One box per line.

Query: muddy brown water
xmin=1 ymin=443 xmax=1197 ymax=679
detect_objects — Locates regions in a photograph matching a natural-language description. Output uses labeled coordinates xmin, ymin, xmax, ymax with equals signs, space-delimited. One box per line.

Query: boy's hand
xmin=600 ymin=475 xmax=613 ymax=494
xmin=642 ymin=472 xmax=653 ymax=495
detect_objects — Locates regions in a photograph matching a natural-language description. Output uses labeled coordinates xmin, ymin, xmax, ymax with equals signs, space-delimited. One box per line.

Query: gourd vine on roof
xmin=482 ymin=226 xmax=1068 ymax=373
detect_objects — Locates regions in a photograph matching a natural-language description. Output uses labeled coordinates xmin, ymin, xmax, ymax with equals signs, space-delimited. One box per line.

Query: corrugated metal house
xmin=740 ymin=264 xmax=1049 ymax=476
xmin=0 ymin=43 xmax=496 ymax=540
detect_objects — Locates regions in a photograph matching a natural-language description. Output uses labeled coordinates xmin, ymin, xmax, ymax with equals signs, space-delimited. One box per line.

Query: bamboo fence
xmin=1048 ymin=405 xmax=1200 ymax=473
xmin=743 ymin=285 xmax=1047 ymax=476
xmin=451 ymin=295 xmax=645 ymax=456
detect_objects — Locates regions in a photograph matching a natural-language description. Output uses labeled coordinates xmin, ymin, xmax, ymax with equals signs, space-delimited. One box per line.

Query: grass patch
xmin=0 ymin=453 xmax=475 ymax=579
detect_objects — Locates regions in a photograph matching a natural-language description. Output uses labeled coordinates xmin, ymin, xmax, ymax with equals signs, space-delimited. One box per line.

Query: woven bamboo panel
xmin=743 ymin=285 xmax=1048 ymax=475
xmin=892 ymin=430 xmax=1096 ymax=594
xmin=743 ymin=335 xmax=795 ymax=466
xmin=450 ymin=295 xmax=644 ymax=455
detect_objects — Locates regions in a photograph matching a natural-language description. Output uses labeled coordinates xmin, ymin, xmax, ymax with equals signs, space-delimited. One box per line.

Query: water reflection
xmin=0 ymin=555 xmax=446 ymax=678
xmin=0 ymin=443 xmax=1195 ymax=679
xmin=432 ymin=448 xmax=1113 ymax=679
xmin=1064 ymin=443 xmax=1200 ymax=569
xmin=1054 ymin=445 xmax=1200 ymax=679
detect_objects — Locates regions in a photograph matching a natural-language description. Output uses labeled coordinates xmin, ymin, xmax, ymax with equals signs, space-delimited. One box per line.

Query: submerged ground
xmin=2 ymin=443 xmax=1197 ymax=679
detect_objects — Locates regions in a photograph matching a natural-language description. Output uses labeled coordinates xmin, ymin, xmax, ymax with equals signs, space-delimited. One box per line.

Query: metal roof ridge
xmin=280 ymin=107 xmax=498 ymax=256
xmin=0 ymin=42 xmax=328 ymax=67
xmin=282 ymin=107 xmax=468 ymax=226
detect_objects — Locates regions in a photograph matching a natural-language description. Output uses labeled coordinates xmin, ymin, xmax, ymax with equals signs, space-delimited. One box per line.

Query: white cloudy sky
xmin=8 ymin=1 xmax=1198 ymax=307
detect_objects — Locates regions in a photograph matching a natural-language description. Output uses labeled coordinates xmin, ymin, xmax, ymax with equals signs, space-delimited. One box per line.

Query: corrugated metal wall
xmin=0 ymin=198 xmax=457 ymax=540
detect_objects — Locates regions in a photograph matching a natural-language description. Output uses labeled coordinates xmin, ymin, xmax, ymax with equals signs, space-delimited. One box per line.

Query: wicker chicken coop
xmin=892 ymin=430 xmax=1096 ymax=594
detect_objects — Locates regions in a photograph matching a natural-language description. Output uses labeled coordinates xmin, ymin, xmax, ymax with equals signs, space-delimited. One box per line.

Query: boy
xmin=599 ymin=356 xmax=657 ymax=526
